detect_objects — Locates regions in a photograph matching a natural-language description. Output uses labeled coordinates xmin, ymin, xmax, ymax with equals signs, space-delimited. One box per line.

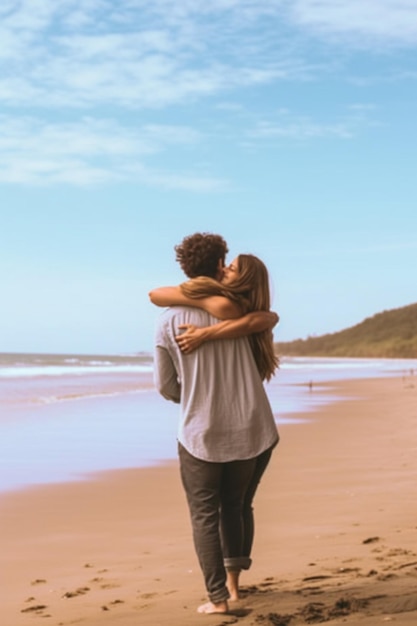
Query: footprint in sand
xmin=298 ymin=597 xmax=368 ymax=623
xmin=367 ymin=569 xmax=379 ymax=576
xmin=363 ymin=536 xmax=381 ymax=544
xmin=256 ymin=611 xmax=293 ymax=626
xmin=21 ymin=604 xmax=48 ymax=614
xmin=241 ymin=579 xmax=280 ymax=596
xmin=377 ymin=573 xmax=397 ymax=581
xmin=386 ymin=548 xmax=413 ymax=557
xmin=62 ymin=587 xmax=90 ymax=598
xmin=101 ymin=600 xmax=124 ymax=611
xmin=89 ymin=573 xmax=121 ymax=589
xmin=101 ymin=599 xmax=125 ymax=610
xmin=396 ymin=560 xmax=417 ymax=570
xmin=259 ymin=581 xmax=277 ymax=589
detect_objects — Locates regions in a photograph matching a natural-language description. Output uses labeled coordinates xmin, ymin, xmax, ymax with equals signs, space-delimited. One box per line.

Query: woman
xmin=149 ymin=253 xmax=279 ymax=380
xmin=150 ymin=254 xmax=279 ymax=609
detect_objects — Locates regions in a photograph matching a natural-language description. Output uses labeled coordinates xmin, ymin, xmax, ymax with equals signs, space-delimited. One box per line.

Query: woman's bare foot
xmin=226 ymin=570 xmax=240 ymax=601
xmin=197 ymin=601 xmax=229 ymax=614
xmin=228 ymin=590 xmax=240 ymax=601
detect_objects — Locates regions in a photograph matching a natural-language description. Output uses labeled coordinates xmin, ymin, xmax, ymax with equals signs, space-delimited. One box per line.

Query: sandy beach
xmin=1 ymin=374 xmax=417 ymax=626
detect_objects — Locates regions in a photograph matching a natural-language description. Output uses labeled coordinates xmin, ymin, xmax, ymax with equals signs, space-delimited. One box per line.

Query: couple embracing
xmin=149 ymin=232 xmax=280 ymax=615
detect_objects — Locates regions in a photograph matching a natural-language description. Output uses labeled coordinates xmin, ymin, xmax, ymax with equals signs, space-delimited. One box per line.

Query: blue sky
xmin=1 ymin=0 xmax=416 ymax=355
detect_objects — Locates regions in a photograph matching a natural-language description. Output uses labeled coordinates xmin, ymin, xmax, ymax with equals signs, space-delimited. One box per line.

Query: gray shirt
xmin=154 ymin=306 xmax=279 ymax=462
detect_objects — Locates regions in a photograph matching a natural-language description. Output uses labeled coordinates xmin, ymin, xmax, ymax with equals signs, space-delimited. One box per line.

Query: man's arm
xmin=154 ymin=345 xmax=181 ymax=403
xmin=175 ymin=311 xmax=279 ymax=354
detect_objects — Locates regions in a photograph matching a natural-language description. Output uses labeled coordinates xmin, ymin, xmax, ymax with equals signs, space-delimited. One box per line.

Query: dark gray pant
xmin=178 ymin=443 xmax=273 ymax=603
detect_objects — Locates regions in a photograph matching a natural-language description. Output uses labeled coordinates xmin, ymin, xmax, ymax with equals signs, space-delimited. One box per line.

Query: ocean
xmin=0 ymin=352 xmax=415 ymax=494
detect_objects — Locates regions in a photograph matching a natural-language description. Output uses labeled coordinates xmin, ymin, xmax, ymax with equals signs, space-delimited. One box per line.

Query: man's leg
xmin=219 ymin=457 xmax=257 ymax=599
xmin=178 ymin=443 xmax=229 ymax=610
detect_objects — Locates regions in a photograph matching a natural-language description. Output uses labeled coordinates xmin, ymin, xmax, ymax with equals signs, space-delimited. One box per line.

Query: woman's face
xmin=221 ymin=256 xmax=239 ymax=285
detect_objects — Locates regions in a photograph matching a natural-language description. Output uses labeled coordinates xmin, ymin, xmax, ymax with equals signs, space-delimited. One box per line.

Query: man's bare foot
xmin=197 ymin=601 xmax=229 ymax=614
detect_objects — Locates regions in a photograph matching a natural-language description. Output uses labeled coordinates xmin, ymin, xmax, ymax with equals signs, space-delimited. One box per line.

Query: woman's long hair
xmin=180 ymin=254 xmax=279 ymax=381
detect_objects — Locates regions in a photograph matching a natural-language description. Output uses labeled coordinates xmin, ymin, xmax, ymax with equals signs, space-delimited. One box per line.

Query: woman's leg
xmin=225 ymin=569 xmax=241 ymax=601
xmin=177 ymin=444 xmax=229 ymax=609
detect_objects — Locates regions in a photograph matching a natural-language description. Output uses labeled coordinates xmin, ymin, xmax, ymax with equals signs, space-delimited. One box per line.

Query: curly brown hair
xmin=175 ymin=232 xmax=229 ymax=278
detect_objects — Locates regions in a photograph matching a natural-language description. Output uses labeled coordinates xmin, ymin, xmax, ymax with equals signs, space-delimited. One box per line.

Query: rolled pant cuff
xmin=224 ymin=557 xmax=252 ymax=571
xmin=209 ymin=588 xmax=230 ymax=604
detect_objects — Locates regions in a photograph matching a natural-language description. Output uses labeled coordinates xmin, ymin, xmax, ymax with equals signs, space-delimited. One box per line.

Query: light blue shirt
xmin=154 ymin=306 xmax=279 ymax=462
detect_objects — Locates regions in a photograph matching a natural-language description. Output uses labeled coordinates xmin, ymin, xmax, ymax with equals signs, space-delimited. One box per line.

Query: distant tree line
xmin=275 ymin=302 xmax=417 ymax=359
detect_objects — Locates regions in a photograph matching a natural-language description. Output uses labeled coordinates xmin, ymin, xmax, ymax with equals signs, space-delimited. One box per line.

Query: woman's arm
xmin=149 ymin=286 xmax=241 ymax=319
xmin=149 ymin=286 xmax=192 ymax=307
xmin=175 ymin=311 xmax=279 ymax=353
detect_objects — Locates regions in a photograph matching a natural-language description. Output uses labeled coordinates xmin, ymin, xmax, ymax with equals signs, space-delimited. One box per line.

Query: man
xmin=152 ymin=232 xmax=279 ymax=614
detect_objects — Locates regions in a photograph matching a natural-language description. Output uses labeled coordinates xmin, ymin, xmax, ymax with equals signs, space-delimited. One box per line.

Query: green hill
xmin=276 ymin=303 xmax=417 ymax=358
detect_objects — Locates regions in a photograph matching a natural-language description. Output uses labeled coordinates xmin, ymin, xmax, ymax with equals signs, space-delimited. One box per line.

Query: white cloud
xmin=1 ymin=1 xmax=416 ymax=188
xmin=0 ymin=1 xmax=309 ymax=109
xmin=0 ymin=115 xmax=224 ymax=189
xmin=2 ymin=1 xmax=417 ymax=107
xmin=0 ymin=116 xmax=155 ymax=157
xmin=248 ymin=108 xmax=364 ymax=141
xmin=291 ymin=0 xmax=417 ymax=46
xmin=5 ymin=1 xmax=414 ymax=116
xmin=252 ymin=119 xmax=352 ymax=140
xmin=126 ymin=165 xmax=229 ymax=192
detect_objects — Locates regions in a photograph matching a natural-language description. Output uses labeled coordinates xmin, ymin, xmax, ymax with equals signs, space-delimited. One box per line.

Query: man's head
xmin=175 ymin=232 xmax=228 ymax=280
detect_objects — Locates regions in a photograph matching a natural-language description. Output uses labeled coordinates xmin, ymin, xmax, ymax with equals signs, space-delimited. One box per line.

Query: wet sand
xmin=1 ymin=375 xmax=417 ymax=625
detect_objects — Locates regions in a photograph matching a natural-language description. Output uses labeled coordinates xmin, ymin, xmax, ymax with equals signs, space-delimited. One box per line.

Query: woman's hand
xmin=175 ymin=324 xmax=206 ymax=354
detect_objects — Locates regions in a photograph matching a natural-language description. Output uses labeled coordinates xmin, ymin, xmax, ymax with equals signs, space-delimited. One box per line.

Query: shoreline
xmin=0 ymin=369 xmax=350 ymax=495
xmin=1 ymin=376 xmax=417 ymax=625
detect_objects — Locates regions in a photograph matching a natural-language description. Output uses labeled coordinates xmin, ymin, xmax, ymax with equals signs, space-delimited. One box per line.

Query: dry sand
xmin=1 ymin=375 xmax=417 ymax=625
